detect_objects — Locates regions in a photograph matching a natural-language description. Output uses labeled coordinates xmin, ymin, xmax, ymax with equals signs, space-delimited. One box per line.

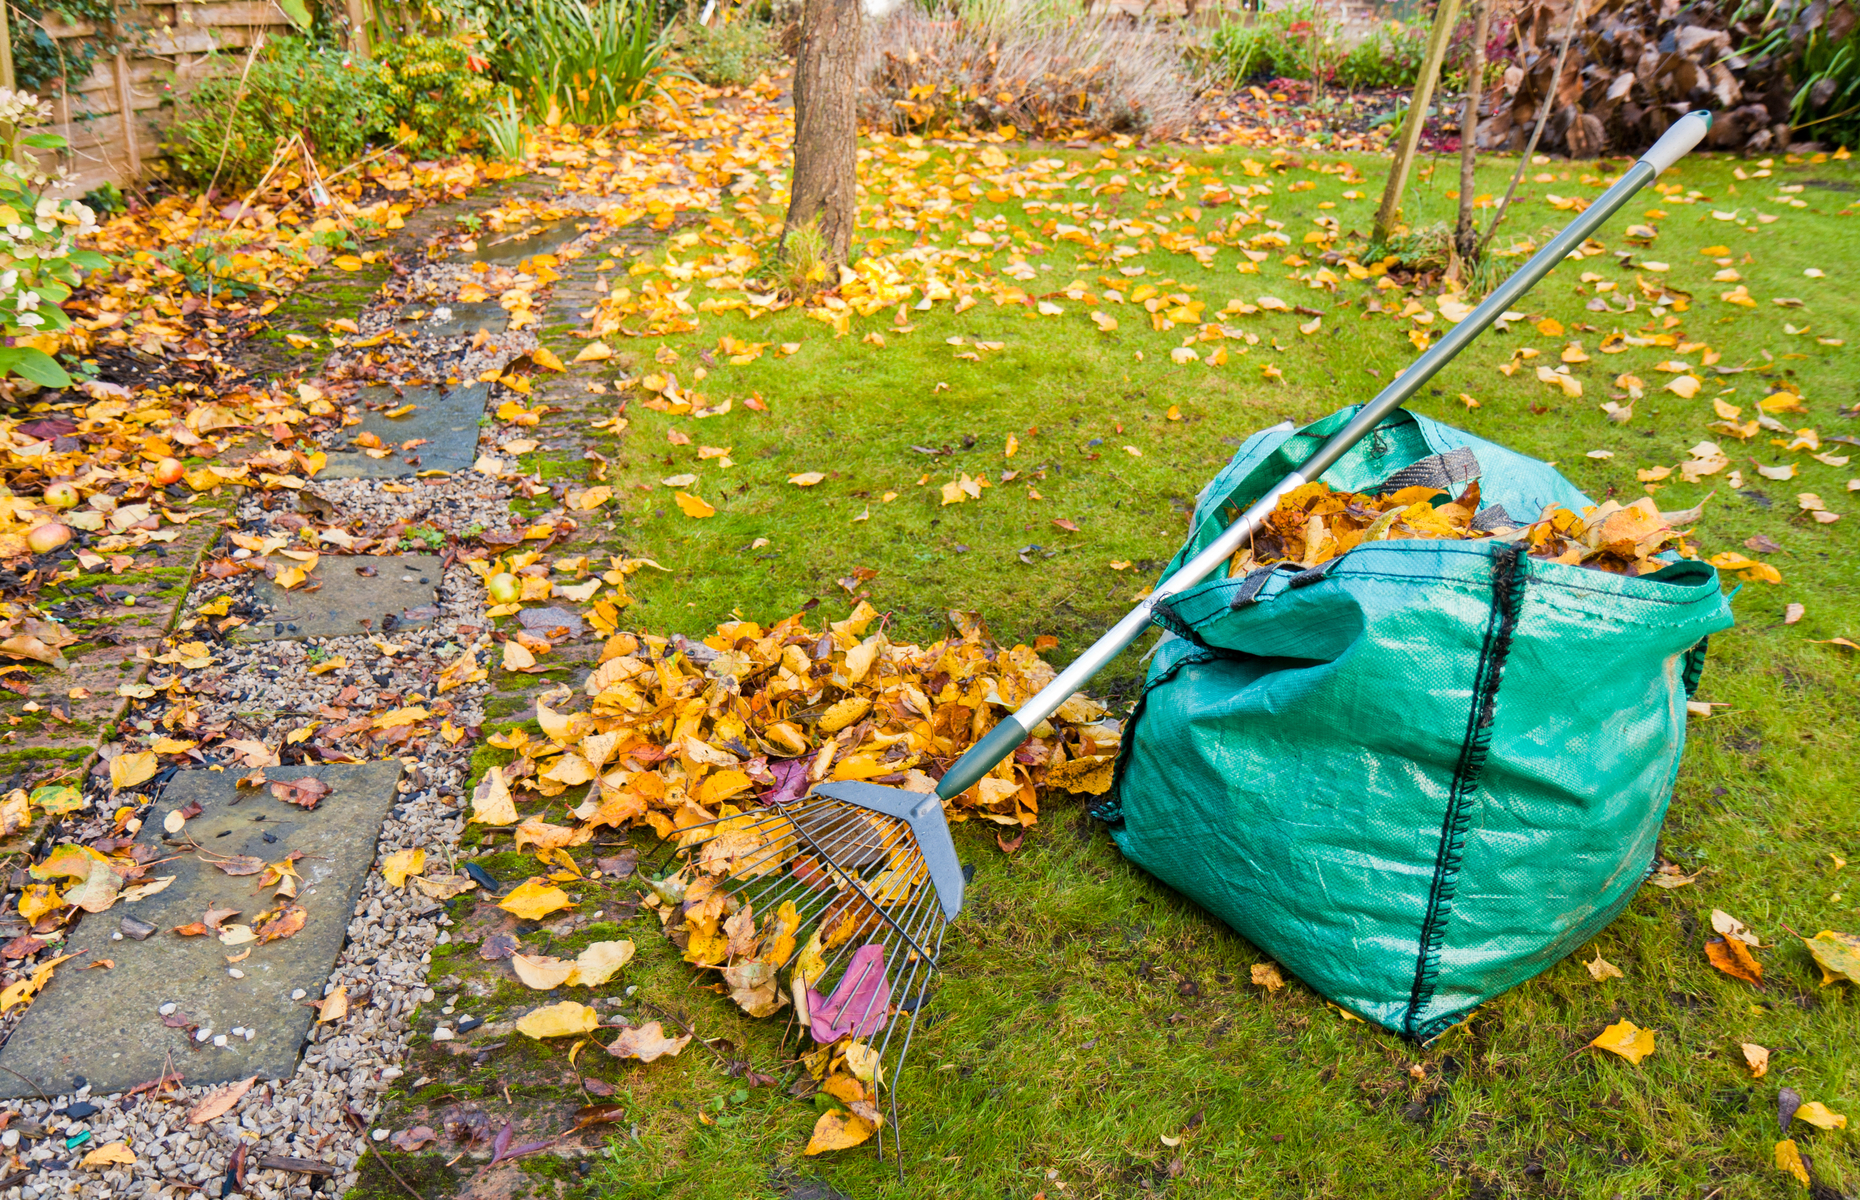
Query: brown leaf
xmin=270 ymin=777 xmax=333 ymax=810
xmin=255 ymin=904 xmax=307 ymax=943
xmin=212 ymin=856 xmax=267 ymax=877
xmin=187 ymin=1076 xmax=257 ymax=1124
xmin=563 ymin=1103 xmax=625 ymax=1135
xmin=604 ymin=1020 xmax=691 ymax=1063
xmin=390 ymin=1126 xmax=437 ymax=1151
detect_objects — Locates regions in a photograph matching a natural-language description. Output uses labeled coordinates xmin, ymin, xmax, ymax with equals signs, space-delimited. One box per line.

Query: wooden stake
xmin=1454 ymin=0 xmax=1489 ymax=264
xmin=114 ymin=50 xmax=139 ymax=176
xmin=1372 ymin=0 xmax=1463 ymax=245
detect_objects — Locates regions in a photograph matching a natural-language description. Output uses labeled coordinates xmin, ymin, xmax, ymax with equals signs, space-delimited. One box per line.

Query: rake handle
xmin=935 ymin=111 xmax=1714 ymax=804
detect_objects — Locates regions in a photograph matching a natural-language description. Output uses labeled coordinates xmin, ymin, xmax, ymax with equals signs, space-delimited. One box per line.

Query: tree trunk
xmin=1454 ymin=0 xmax=1490 ymax=263
xmin=1372 ymin=0 xmax=1463 ymax=245
xmin=784 ymin=0 xmax=861 ymax=265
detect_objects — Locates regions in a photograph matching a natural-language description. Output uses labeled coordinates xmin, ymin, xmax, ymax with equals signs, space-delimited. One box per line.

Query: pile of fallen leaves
xmin=473 ymin=603 xmax=1120 ymax=843
xmin=1231 ymin=480 xmax=1701 ymax=577
xmin=467 ymin=604 xmax=1119 ymax=1154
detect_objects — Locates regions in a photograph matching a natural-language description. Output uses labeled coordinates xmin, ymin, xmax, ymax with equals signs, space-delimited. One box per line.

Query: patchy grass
xmin=424 ymin=143 xmax=1860 ymax=1200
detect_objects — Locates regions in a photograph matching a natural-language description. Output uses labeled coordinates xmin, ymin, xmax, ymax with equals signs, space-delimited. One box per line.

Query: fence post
xmin=345 ymin=0 xmax=370 ymax=56
xmin=0 ymin=3 xmax=15 ymax=92
xmin=114 ymin=50 xmax=139 ymax=176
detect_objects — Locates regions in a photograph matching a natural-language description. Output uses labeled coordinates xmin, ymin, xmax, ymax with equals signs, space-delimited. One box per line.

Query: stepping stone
xmin=392 ymin=302 xmax=509 ymax=338
xmin=233 ymin=553 xmax=442 ymax=643
xmin=0 ymin=760 xmax=406 ymax=1100
xmin=466 ymin=218 xmax=584 ymax=266
xmin=319 ymin=382 xmax=490 ymax=479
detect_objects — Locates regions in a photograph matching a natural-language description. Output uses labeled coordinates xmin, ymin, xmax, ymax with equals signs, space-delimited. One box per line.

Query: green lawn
xmin=520 ymin=138 xmax=1858 ymax=1199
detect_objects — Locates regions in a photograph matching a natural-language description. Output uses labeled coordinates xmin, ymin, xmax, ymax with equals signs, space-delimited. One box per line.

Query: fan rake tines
xmin=648 ymin=791 xmax=951 ymax=1159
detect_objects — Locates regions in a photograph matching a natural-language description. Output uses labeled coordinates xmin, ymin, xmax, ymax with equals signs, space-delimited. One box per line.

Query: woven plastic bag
xmin=1101 ymin=406 xmax=1734 ymax=1039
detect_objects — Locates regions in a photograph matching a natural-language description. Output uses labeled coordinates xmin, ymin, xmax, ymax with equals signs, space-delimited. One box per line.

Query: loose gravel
xmin=0 ymin=185 xmax=636 ymax=1199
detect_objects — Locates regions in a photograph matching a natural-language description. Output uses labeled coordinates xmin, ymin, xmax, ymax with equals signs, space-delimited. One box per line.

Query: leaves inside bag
xmin=1227 ymin=480 xmax=1702 ymax=578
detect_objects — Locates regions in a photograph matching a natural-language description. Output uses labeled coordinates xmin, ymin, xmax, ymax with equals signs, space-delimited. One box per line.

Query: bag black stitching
xmin=1403 ymin=542 xmax=1528 ymax=1041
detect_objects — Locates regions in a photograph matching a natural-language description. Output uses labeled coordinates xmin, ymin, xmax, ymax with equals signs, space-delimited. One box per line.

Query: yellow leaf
xmin=1585 ymin=954 xmax=1624 ymax=981
xmin=469 ymin=765 xmax=518 ymax=826
xmin=516 ymin=1000 xmax=600 ymax=1038
xmin=503 ymin=639 xmax=536 ymax=670
xmin=1250 ymin=962 xmax=1284 ymax=991
xmin=805 ymin=1108 xmax=876 ymax=1155
xmin=110 ymin=751 xmax=158 ymax=789
xmin=512 ymin=952 xmax=578 ymax=990
xmin=566 ymin=939 xmax=635 ymax=986
xmin=1796 ymin=1101 xmax=1847 ymax=1130
xmin=574 ymin=341 xmax=614 ymax=362
xmin=1666 ymin=375 xmax=1702 ymax=398
xmin=1776 ymin=1139 xmax=1810 ymax=1186
xmin=1742 ymin=1042 xmax=1769 ymax=1078
xmin=80 ymin=1142 xmax=136 ymax=1167
xmin=1588 ymin=1019 xmax=1656 ymax=1064
xmin=499 ymin=878 xmax=575 ymax=921
xmin=789 ymin=472 xmax=826 ymax=486
xmin=1800 ymin=929 xmax=1860 ymax=986
xmin=1535 ymin=317 xmax=1564 ymax=336
xmin=675 ymin=491 xmax=715 ymax=518
xmin=817 ymin=696 xmax=872 ymax=734
xmin=17 ymin=883 xmax=63 ymax=923
xmin=532 ymin=346 xmax=567 ymax=372
xmin=381 ymin=848 xmax=425 ymax=888
xmin=332 ymin=255 xmax=365 ymax=271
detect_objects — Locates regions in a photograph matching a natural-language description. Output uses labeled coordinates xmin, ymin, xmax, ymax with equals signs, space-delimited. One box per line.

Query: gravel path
xmin=0 ymin=173 xmax=649 ymax=1200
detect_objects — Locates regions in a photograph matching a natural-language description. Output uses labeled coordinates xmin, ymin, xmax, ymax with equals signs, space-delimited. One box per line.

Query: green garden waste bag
xmin=1099 ymin=406 xmax=1734 ymax=1039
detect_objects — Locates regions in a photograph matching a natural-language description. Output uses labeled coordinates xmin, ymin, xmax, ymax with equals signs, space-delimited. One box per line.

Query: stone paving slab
xmin=319 ymin=382 xmax=490 ymax=479
xmin=234 ymin=554 xmax=443 ymax=643
xmin=466 ymin=218 xmax=585 ymax=265
xmin=0 ymin=760 xmax=405 ymax=1100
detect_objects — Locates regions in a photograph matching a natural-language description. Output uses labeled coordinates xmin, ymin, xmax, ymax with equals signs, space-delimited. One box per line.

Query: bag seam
xmin=1403 ymin=543 xmax=1528 ymax=1039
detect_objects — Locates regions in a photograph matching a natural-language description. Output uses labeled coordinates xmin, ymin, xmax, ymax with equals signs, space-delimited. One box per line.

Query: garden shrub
xmin=1199 ymin=7 xmax=1426 ymax=90
xmin=680 ymin=18 xmax=778 ymax=87
xmin=164 ymin=38 xmax=387 ymax=190
xmin=1335 ymin=21 xmax=1428 ymax=89
xmin=861 ymin=7 xmax=1195 ymax=141
xmin=374 ymin=32 xmax=505 ymax=156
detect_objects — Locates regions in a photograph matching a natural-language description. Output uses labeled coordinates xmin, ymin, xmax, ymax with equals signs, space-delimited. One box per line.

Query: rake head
xmin=645 ymin=779 xmax=965 ymax=1157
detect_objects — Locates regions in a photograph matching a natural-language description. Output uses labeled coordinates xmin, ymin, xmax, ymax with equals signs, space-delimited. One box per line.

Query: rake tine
xmin=879 ymin=923 xmax=945 ymax=1173
xmin=794 ymin=823 xmax=936 ymax=964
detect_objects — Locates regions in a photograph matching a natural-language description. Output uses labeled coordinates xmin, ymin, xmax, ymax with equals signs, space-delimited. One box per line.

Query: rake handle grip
xmin=935 ymin=110 xmax=1715 ymax=805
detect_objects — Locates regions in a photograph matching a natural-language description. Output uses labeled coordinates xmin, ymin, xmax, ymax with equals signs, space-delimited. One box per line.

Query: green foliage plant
xmin=492 ymin=0 xmax=675 ymax=125
xmin=374 ymin=30 xmax=506 ymax=155
xmin=0 ymin=90 xmax=106 ymax=389
xmin=163 ymin=38 xmax=387 ymax=190
xmin=680 ymin=16 xmax=778 ymax=87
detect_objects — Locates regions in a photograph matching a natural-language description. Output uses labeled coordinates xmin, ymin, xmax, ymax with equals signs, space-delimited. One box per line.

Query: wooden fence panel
xmin=23 ymin=0 xmax=300 ymax=194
